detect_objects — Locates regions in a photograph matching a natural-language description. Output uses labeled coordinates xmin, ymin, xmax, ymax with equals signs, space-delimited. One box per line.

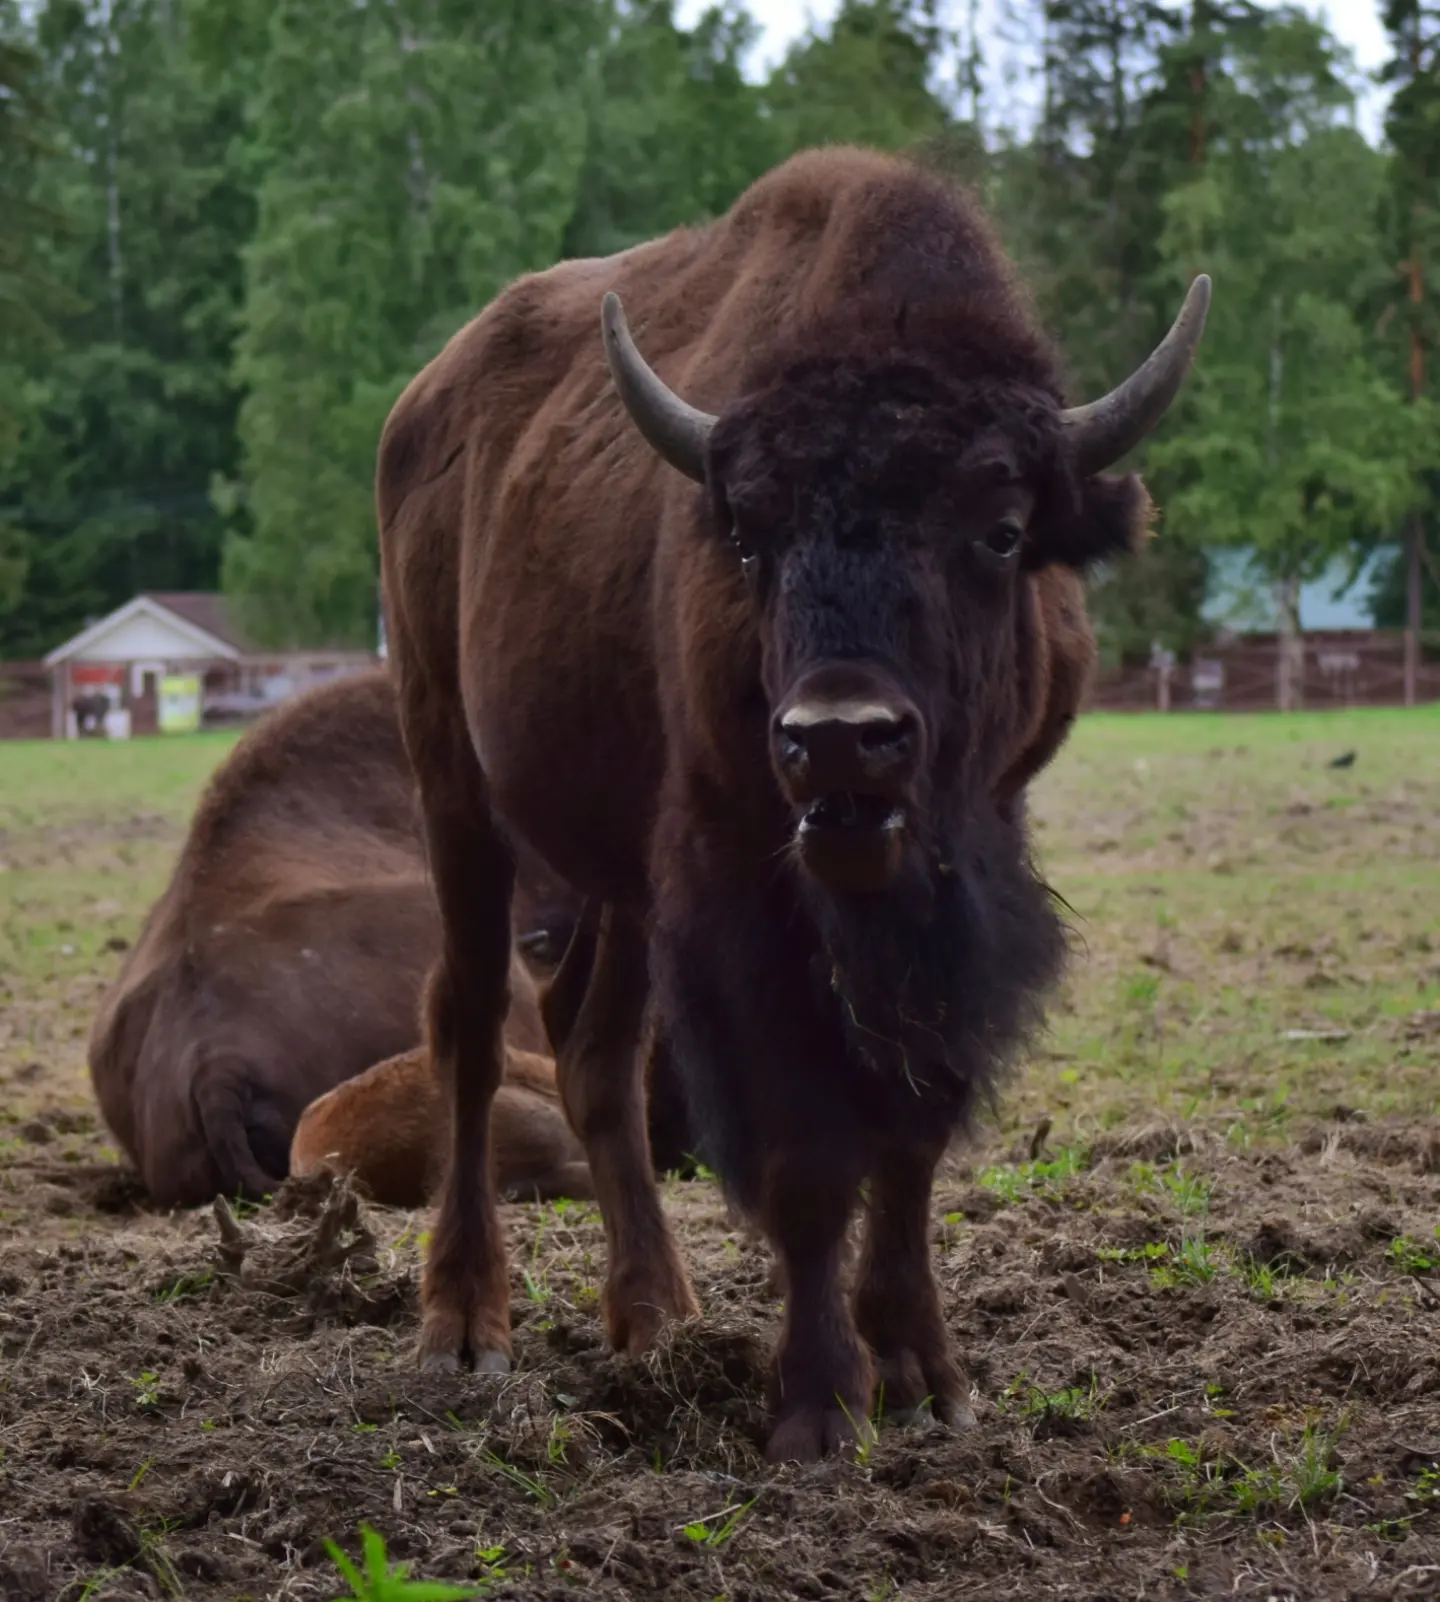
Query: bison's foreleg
xmin=550 ymin=903 xmax=697 ymax=1354
xmin=761 ymin=1147 xmax=875 ymax=1464
xmin=404 ymin=718 xmax=516 ymax=1375
xmin=854 ymin=1140 xmax=973 ymax=1428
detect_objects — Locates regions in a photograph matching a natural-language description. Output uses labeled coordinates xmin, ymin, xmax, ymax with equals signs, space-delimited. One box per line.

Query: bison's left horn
xmin=1060 ymin=273 xmax=1212 ymax=476
xmin=602 ymin=292 xmax=715 ymax=484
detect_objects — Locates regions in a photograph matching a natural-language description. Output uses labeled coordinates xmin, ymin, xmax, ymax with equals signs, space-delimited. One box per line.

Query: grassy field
xmin=5 ymin=709 xmax=1436 ymax=1140
xmin=0 ymin=708 xmax=1437 ymax=1600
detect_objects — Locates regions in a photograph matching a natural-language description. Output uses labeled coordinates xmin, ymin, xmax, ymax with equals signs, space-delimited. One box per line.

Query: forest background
xmin=0 ymin=0 xmax=1436 ymax=670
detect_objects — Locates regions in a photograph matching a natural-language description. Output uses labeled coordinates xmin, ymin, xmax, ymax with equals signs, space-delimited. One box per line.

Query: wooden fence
xmin=5 ymin=631 xmax=1439 ymax=738
xmin=0 ymin=662 xmax=51 ymax=739
xmin=1088 ymin=631 xmax=1440 ymax=712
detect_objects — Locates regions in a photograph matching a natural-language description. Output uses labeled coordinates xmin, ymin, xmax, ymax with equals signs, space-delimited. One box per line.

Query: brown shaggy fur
xmin=87 ymin=671 xmax=586 ymax=1208
xmin=378 ymin=148 xmax=1161 ymax=1450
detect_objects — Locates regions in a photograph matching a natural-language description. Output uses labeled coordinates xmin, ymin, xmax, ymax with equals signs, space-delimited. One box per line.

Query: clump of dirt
xmin=0 ymin=1117 xmax=1437 ymax=1600
xmin=204 ymin=1171 xmax=411 ymax=1332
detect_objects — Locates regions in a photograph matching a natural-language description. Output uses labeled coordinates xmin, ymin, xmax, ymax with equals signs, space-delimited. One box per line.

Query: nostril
xmin=858 ymin=715 xmax=917 ymax=763
xmin=775 ymin=718 xmax=809 ymax=769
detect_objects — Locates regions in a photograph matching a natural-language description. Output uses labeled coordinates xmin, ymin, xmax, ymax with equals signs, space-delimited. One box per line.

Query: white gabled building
xmin=41 ymin=592 xmax=377 ymax=739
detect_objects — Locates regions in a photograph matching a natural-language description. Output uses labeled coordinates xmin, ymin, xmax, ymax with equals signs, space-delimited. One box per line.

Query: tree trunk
xmin=1405 ymin=511 xmax=1423 ymax=706
xmin=1404 ymin=247 xmax=1425 ymax=706
xmin=1275 ymin=576 xmax=1304 ymax=712
xmin=1188 ymin=3 xmax=1207 ymax=170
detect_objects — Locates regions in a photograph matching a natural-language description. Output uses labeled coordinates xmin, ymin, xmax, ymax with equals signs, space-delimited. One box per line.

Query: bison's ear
xmin=1032 ymin=472 xmax=1155 ymax=573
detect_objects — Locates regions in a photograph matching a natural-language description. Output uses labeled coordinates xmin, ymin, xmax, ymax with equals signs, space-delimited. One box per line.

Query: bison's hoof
xmin=419 ymin=1345 xmax=511 ymax=1377
xmin=871 ymin=1345 xmax=971 ymax=1428
xmin=602 ymin=1263 xmax=700 ymax=1357
xmin=885 ymin=1393 xmax=977 ymax=1431
xmin=416 ymin=1304 xmax=513 ymax=1376
xmin=765 ymin=1404 xmax=875 ymax=1465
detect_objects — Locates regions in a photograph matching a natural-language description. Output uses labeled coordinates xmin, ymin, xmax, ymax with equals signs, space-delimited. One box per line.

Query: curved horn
xmin=601 ymin=291 xmax=716 ymax=484
xmin=1061 ymin=274 xmax=1212 ymax=476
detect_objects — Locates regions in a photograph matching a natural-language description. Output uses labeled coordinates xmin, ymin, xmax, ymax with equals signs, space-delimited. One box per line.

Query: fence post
xmin=1150 ymin=643 xmax=1175 ymax=712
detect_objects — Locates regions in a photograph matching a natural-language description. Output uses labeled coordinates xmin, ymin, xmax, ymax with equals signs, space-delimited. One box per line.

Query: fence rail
xmin=1088 ymin=632 xmax=1440 ymax=712
xmin=5 ymin=632 xmax=1440 ymax=738
xmin=0 ymin=662 xmax=52 ymax=739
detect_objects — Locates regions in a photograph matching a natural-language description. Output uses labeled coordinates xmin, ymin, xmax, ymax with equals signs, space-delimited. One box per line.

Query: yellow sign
xmin=159 ymin=674 xmax=202 ymax=733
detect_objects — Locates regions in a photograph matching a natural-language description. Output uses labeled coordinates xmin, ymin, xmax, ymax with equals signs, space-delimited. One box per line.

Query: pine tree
xmin=766 ymin=0 xmax=953 ymax=154
xmin=0 ymin=0 xmax=253 ymax=657
xmin=1147 ymin=10 xmax=1434 ymax=705
xmin=563 ymin=2 xmax=774 ymax=260
xmin=224 ymin=0 xmax=603 ymax=647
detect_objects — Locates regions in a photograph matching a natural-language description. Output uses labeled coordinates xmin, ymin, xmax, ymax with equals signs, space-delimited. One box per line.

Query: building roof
xmin=139 ymin=592 xmax=257 ymax=654
xmin=43 ymin=593 xmax=249 ymax=667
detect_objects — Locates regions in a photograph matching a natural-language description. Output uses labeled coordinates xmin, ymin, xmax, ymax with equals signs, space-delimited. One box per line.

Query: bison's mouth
xmin=795 ymin=792 xmax=906 ymax=893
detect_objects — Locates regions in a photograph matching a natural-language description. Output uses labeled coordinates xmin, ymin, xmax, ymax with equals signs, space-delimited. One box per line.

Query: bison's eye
xmin=974 ymin=516 xmax=1024 ymax=565
xmin=729 ymin=527 xmax=762 ymax=589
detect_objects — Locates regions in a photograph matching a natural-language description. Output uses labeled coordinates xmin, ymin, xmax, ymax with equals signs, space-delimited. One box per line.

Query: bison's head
xmin=602 ymin=279 xmax=1209 ymax=903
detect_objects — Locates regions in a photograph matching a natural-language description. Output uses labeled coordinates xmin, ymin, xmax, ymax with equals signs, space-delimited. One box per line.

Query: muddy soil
xmin=1 ymin=1109 xmax=1436 ymax=1601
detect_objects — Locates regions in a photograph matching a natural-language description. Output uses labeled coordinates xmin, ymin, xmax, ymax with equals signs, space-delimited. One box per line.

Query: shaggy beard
xmin=805 ymin=804 xmax=1069 ymax=1112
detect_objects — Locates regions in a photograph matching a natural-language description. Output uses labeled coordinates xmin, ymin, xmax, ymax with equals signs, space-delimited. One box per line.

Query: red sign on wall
xmin=72 ymin=665 xmax=124 ymax=687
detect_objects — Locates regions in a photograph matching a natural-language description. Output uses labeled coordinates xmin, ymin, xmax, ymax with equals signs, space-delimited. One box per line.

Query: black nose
xmin=773 ymin=698 xmax=920 ymax=801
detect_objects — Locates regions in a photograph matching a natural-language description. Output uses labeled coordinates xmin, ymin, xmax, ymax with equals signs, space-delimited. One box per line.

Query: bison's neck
xmin=653 ymin=796 xmax=1066 ymax=1111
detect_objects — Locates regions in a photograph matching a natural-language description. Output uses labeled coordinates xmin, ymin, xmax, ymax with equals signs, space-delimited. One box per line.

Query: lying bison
xmin=378 ymin=145 xmax=1209 ymax=1458
xmin=87 ymin=671 xmax=590 ymax=1208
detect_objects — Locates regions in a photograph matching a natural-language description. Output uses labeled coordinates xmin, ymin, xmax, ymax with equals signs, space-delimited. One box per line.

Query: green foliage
xmin=1368 ymin=526 xmax=1440 ymax=627
xmin=0 ymin=0 xmax=250 ymax=657
xmin=223 ymin=0 xmax=600 ymax=647
xmin=1153 ymin=1419 xmax=1345 ymax=1522
xmin=767 ymin=1 xmax=953 ymax=154
xmin=975 ymin=1146 xmax=1085 ymax=1203
xmin=1385 ymin=1225 xmax=1440 ymax=1274
xmin=1 ymin=0 xmax=1432 ymax=654
xmin=326 ymin=1524 xmax=477 ymax=1602
xmin=562 ymin=3 xmax=774 ymax=260
xmin=998 ymin=1371 xmax=1109 ymax=1424
xmin=682 ymin=1498 xmax=755 ymax=1546
xmin=1144 ymin=17 xmax=1434 ymax=606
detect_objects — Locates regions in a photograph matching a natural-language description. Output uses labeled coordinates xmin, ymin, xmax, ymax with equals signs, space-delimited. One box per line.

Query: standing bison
xmin=378 ymin=146 xmax=1209 ymax=1460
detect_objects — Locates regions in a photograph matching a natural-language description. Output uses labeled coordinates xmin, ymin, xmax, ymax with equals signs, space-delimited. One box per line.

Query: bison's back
xmin=88 ymin=672 xmax=440 ymax=1205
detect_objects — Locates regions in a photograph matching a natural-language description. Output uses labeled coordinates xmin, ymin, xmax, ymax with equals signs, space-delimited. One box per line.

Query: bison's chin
xmin=794 ymin=792 xmax=906 ymax=894
xmin=802 ymin=804 xmax=1069 ymax=1108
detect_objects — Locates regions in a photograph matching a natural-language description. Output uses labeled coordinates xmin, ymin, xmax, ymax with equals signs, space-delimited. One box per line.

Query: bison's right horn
xmin=1060 ymin=273 xmax=1212 ymax=476
xmin=602 ymin=292 xmax=715 ymax=484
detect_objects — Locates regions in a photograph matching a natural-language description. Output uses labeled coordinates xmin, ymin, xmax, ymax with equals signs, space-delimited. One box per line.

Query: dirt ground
xmin=1 ymin=711 xmax=1437 ymax=1601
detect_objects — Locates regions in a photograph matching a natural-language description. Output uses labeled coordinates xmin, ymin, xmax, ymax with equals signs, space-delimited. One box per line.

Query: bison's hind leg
xmin=549 ymin=903 xmax=697 ymax=1354
xmin=399 ymin=713 xmax=517 ymax=1377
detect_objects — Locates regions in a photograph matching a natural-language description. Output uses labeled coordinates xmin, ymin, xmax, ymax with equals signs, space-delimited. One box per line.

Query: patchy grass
xmin=1015 ymin=706 xmax=1440 ymax=1144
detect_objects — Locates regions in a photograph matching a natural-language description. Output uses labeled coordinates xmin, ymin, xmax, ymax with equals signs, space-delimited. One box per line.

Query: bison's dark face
xmin=703 ymin=362 xmax=1149 ymax=895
